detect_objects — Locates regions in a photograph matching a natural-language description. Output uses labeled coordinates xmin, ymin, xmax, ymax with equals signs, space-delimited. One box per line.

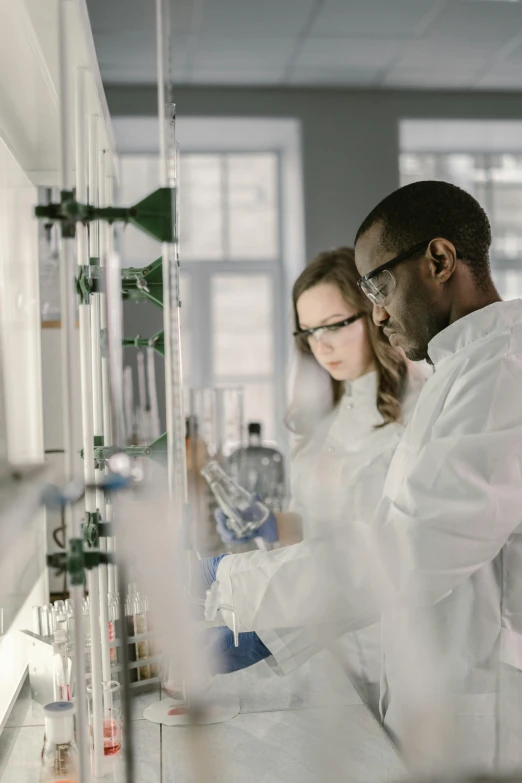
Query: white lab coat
xmin=211 ymin=300 xmax=522 ymax=773
xmin=259 ymin=368 xmax=426 ymax=716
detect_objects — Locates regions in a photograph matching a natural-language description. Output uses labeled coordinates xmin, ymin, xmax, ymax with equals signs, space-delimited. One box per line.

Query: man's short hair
xmin=355 ymin=180 xmax=492 ymax=286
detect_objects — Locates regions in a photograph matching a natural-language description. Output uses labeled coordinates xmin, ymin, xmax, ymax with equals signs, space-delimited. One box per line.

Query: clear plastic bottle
xmin=227 ymin=422 xmax=286 ymax=512
xmin=39 ymin=701 xmax=79 ymax=783
xmin=201 ymin=460 xmax=270 ymax=538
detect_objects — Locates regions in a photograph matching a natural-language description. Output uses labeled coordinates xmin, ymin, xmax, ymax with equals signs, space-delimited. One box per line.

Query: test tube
xmin=83 ymin=598 xmax=92 ymax=675
xmin=40 ymin=604 xmax=52 ymax=638
xmin=124 ymin=596 xmax=138 ymax=683
xmin=133 ymin=594 xmax=150 ymax=681
xmin=32 ymin=605 xmax=42 ymax=636
xmin=52 ymin=629 xmax=71 ymax=701
xmin=144 ymin=596 xmax=159 ymax=678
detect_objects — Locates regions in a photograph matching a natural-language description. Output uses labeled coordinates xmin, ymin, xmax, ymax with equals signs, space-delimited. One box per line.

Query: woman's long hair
xmin=287 ymin=247 xmax=407 ymax=439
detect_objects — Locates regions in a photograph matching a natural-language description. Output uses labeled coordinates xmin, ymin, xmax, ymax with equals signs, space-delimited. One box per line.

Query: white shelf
xmin=0 ymin=0 xmax=116 ymax=187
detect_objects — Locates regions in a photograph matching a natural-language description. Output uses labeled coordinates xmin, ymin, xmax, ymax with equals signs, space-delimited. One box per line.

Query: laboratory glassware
xmin=39 ymin=701 xmax=79 ymax=783
xmin=200 ymin=460 xmax=270 ymax=538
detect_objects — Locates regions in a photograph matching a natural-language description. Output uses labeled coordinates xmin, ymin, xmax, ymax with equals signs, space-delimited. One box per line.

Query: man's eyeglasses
xmin=293 ymin=313 xmax=364 ymax=346
xmin=357 ymin=239 xmax=462 ymax=307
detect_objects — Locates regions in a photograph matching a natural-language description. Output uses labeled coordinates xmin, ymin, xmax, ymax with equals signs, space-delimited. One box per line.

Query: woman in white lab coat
xmin=214 ymin=247 xmax=427 ymax=715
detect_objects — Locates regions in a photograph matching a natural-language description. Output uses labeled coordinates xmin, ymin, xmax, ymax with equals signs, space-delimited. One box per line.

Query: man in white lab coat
xmin=205 ymin=180 xmax=522 ymax=774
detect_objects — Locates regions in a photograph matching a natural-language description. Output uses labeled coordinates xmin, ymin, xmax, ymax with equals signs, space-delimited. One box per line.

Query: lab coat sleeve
xmin=215 ymin=355 xmax=522 ymax=633
xmin=257 ymin=446 xmax=397 ymax=674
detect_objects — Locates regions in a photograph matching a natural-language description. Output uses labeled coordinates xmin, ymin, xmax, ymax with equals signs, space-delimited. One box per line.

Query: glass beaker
xmin=87 ymin=681 xmax=122 ymax=756
xmin=39 ymin=701 xmax=79 ymax=783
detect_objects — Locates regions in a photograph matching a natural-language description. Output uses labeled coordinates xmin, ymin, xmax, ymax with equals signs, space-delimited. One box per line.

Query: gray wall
xmin=106 ymin=85 xmax=522 ymax=261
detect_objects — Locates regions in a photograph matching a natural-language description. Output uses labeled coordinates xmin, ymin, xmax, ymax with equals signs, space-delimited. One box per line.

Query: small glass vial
xmin=40 ymin=605 xmax=52 ymax=638
xmin=39 ymin=701 xmax=79 ymax=783
xmin=87 ymin=681 xmax=122 ymax=757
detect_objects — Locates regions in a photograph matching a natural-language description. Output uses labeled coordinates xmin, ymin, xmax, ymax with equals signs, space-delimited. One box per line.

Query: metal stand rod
xmin=76 ymin=65 xmax=104 ymax=779
xmin=87 ymin=112 xmax=112 ymax=688
xmin=57 ymin=4 xmax=88 ymax=781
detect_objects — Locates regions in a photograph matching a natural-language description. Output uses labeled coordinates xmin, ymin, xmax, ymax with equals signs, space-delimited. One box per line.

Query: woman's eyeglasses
xmin=293 ymin=312 xmax=364 ymax=346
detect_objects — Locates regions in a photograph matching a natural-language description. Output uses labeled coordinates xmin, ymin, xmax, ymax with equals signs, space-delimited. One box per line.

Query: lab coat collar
xmin=343 ymin=370 xmax=378 ymax=400
xmin=428 ymin=299 xmax=522 ymax=366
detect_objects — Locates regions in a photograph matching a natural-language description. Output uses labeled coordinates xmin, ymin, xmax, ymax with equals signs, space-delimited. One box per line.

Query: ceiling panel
xmin=86 ymin=0 xmax=522 ymax=92
xmin=310 ymin=0 xmax=440 ymax=38
xmin=193 ymin=36 xmax=296 ymax=68
xmin=394 ymin=39 xmax=500 ymax=70
xmin=197 ymin=0 xmax=317 ymax=37
xmin=421 ymin=1 xmax=522 ymax=44
xmin=294 ymin=37 xmax=408 ymax=70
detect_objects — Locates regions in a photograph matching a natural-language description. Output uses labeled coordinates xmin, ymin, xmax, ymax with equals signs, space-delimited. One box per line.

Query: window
xmin=119 ymin=151 xmax=283 ymax=443
xmin=400 ymin=123 xmax=522 ymax=301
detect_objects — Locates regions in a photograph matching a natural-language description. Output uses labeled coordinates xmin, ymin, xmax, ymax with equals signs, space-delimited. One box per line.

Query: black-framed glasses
xmin=293 ymin=312 xmax=364 ymax=344
xmin=357 ymin=240 xmax=433 ymax=306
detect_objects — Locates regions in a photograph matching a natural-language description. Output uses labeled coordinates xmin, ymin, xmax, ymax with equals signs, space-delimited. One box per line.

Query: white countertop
xmin=0 ymin=651 xmax=406 ymax=782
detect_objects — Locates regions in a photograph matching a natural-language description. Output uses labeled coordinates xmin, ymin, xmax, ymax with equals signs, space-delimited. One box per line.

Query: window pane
xmin=118 ymin=155 xmax=161 ymax=266
xmin=212 ymin=274 xmax=273 ymax=376
xmin=241 ymin=381 xmax=276 ymax=443
xmin=227 ymin=154 xmax=279 ymax=260
xmin=493 ymin=269 xmax=522 ymax=301
xmin=179 ymin=155 xmax=224 ymax=260
xmin=399 ymin=153 xmax=438 ymax=185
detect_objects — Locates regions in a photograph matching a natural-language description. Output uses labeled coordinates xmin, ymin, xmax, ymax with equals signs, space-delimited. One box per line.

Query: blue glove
xmin=214 ymin=500 xmax=279 ymax=545
xmin=196 ymin=555 xmax=228 ymax=597
xmin=207 ymin=626 xmax=271 ymax=674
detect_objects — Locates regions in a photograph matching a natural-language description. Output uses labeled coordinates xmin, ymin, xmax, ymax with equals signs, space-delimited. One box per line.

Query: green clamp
xmin=121 ymin=257 xmax=164 ymax=307
xmin=84 ymin=550 xmax=115 ymax=569
xmin=47 ymin=538 xmax=86 ymax=586
xmin=82 ymin=511 xmax=101 ymax=548
xmin=122 ymin=329 xmax=165 ymax=357
xmin=35 ymin=188 xmax=176 ymax=243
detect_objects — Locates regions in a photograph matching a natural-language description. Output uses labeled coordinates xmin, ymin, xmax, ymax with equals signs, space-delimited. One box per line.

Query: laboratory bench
xmin=0 ymin=651 xmax=406 ymax=782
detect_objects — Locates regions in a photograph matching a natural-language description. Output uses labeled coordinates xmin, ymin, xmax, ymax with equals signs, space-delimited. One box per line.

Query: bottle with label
xmin=39 ymin=701 xmax=79 ymax=783
xmin=186 ymin=414 xmax=223 ymax=555
xmin=227 ymin=422 xmax=286 ymax=512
